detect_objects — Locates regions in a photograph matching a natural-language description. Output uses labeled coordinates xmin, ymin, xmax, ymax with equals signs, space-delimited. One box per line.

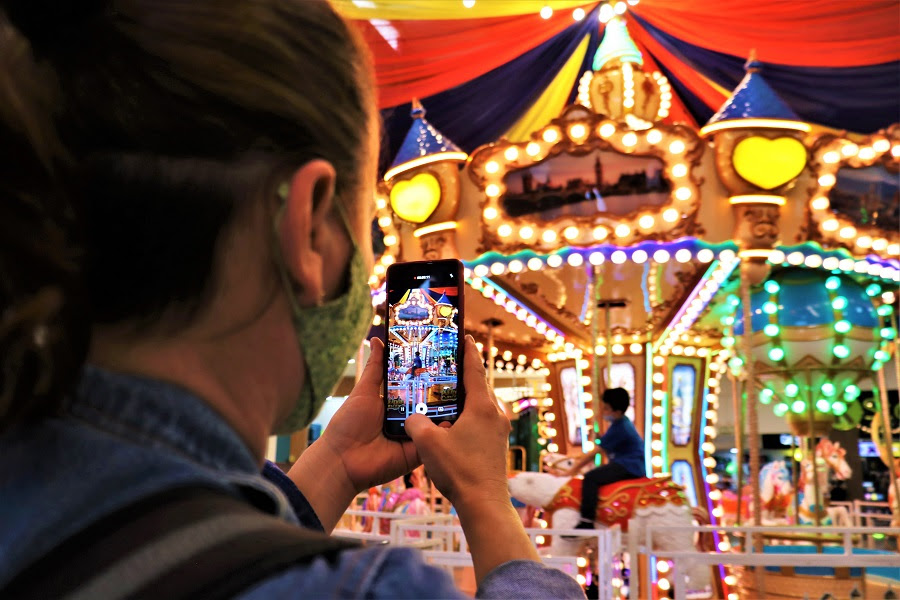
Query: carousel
xmin=324 ymin=2 xmax=900 ymax=598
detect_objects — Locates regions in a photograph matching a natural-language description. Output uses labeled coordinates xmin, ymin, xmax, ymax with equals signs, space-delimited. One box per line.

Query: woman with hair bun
xmin=0 ymin=1 xmax=583 ymax=598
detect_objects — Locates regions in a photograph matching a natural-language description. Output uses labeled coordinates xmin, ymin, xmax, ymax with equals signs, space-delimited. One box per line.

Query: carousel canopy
xmin=330 ymin=0 xmax=900 ymax=171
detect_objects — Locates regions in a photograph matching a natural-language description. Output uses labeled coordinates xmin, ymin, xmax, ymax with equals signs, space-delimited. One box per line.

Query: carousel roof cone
xmin=384 ymin=99 xmax=467 ymax=181
xmin=593 ymin=16 xmax=643 ymax=71
xmin=700 ymin=52 xmax=808 ymax=136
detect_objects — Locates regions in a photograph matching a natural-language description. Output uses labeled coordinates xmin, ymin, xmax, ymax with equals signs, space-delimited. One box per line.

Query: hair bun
xmin=3 ymin=0 xmax=108 ymax=50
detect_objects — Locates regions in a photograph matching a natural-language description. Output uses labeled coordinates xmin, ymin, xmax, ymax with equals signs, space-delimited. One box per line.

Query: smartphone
xmin=383 ymin=259 xmax=465 ymax=440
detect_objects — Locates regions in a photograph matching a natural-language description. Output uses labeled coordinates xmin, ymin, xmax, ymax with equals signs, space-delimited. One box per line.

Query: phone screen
xmin=383 ymin=259 xmax=465 ymax=439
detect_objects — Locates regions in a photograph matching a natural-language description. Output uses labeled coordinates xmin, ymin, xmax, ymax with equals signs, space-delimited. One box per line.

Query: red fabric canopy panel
xmin=353 ymin=9 xmax=587 ymax=108
xmin=633 ymin=0 xmax=900 ymax=67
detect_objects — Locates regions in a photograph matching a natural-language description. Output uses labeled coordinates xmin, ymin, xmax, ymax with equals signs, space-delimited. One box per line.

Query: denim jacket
xmin=0 ymin=366 xmax=584 ymax=599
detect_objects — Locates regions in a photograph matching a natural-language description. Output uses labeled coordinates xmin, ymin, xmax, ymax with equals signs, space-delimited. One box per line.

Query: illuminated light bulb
xmin=811 ymin=196 xmax=830 ymax=210
xmin=490 ymin=262 xmax=506 ymax=276
xmin=712 ymin=506 xmax=724 ymax=518
xmin=773 ymin=402 xmax=789 ymax=417
xmin=728 ymin=593 xmax=740 ymax=600
xmin=822 ymin=218 xmax=839 ymax=232
xmin=653 ymin=249 xmax=671 ymax=263
xmin=671 ymin=164 xmax=688 ymax=179
xmin=873 ymin=139 xmax=890 ymax=152
xmin=629 ymin=343 xmax=643 ymax=354
xmin=832 ymin=296 xmax=848 ymax=310
xmin=378 ymin=216 xmax=394 ymax=229
xmin=764 ymin=324 xmax=779 ymax=337
xmin=839 ymin=225 xmax=857 ymax=239
xmin=519 ymin=226 xmax=534 ymax=240
xmin=592 ymin=226 xmax=609 ymax=240
xmin=567 ymin=253 xmax=584 ymax=267
xmin=657 ymin=578 xmax=671 ymax=591
xmin=818 ymin=173 xmax=837 ymax=187
xmin=841 ymin=143 xmax=859 ymax=156
xmin=822 ymin=151 xmax=840 ymax=164
xmin=485 ymin=184 xmax=501 ymax=197
xmin=615 ymin=224 xmax=631 ymax=238
xmin=485 ymin=160 xmax=500 ymax=174
xmin=804 ymin=254 xmax=823 ymax=268
xmin=614 ymin=1 xmax=627 ymax=14
xmin=669 ymin=140 xmax=685 ymax=154
xmin=762 ymin=301 xmax=778 ymax=315
xmin=547 ymin=254 xmax=563 ymax=268
xmin=589 ymin=251 xmax=604 ymax=265
xmin=719 ymin=248 xmax=737 ymax=262
xmin=375 ymin=197 xmax=387 ymax=210
xmin=596 ymin=344 xmax=607 ymax=355
xmin=503 ymin=146 xmax=519 ymax=162
xmin=651 ymin=456 xmax=664 ymax=467
xmin=542 ymin=229 xmax=557 ymax=243
xmin=764 ymin=280 xmax=780 ymax=294
xmin=611 ymin=250 xmax=627 ymax=264
xmin=542 ymin=128 xmax=559 ymax=143
xmin=662 ymin=208 xmax=679 ymax=223
xmin=526 ymin=142 xmax=541 ymax=156
xmin=652 ymin=405 xmax=664 ymax=417
xmin=622 ymin=132 xmax=637 ymax=147
xmin=644 ymin=129 xmax=662 ymax=145
xmin=889 ymin=243 xmax=900 ymax=255
xmin=612 ymin=343 xmax=624 ymax=355
xmin=651 ymin=440 xmax=663 ymax=451
xmin=652 ymin=372 xmax=664 ymax=384
xmin=497 ymin=224 xmax=512 ymax=238
xmin=639 ymin=214 xmax=655 ymax=229
xmin=858 ymin=147 xmax=876 ymax=160
xmin=577 ymin=557 xmax=588 ymax=568
xmin=508 ymin=259 xmax=523 ymax=273
xmin=831 ymin=401 xmax=847 ymax=416
xmin=632 ymin=250 xmax=648 ymax=264
xmin=834 ymin=319 xmax=851 ymax=333
xmin=598 ymin=2 xmax=614 ymax=22
xmin=623 ymin=97 xmax=635 ymax=109
xmin=569 ymin=123 xmax=587 ymax=139
xmin=787 ymin=251 xmax=804 ymax=265
xmin=563 ymin=226 xmax=579 ymax=240
xmin=372 ymin=314 xmax=382 ymax=326
xmin=875 ymin=349 xmax=890 ymax=362
xmin=572 ymin=7 xmax=585 ymax=20
xmin=704 ymin=456 xmax=717 ymax=468
xmin=707 ymin=473 xmax=720 ymax=485
xmin=653 ymin=355 xmax=665 ymax=367
xmin=768 ymin=347 xmax=785 ymax=362
xmin=539 ymin=5 xmax=553 ymax=19
xmin=675 ymin=248 xmax=692 ymax=263
xmin=882 ymin=327 xmax=897 ymax=340
xmin=893 ymin=145 xmax=900 ymax=157
xmin=675 ymin=187 xmax=692 ymax=201
xmin=473 ymin=264 xmax=489 ymax=278
xmin=598 ymin=123 xmax=616 ymax=138
xmin=833 ymin=344 xmax=850 ymax=358
xmin=527 ymin=257 xmax=543 ymax=270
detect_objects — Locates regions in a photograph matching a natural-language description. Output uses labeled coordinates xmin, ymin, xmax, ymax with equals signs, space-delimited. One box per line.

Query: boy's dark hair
xmin=602 ymin=387 xmax=630 ymax=413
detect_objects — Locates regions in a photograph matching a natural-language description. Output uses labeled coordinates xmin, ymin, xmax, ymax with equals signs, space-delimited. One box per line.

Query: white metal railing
xmin=334 ymin=509 xmax=455 ymax=543
xmin=628 ymin=522 xmax=900 ymax=600
xmin=391 ymin=521 xmax=621 ymax=600
xmin=830 ymin=500 xmax=895 ymax=547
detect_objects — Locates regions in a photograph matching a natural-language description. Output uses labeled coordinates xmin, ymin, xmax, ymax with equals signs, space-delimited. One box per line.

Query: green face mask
xmin=272 ymin=198 xmax=374 ymax=434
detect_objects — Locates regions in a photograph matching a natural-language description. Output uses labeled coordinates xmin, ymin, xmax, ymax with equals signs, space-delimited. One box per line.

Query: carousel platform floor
xmin=758 ymin=546 xmax=900 ymax=580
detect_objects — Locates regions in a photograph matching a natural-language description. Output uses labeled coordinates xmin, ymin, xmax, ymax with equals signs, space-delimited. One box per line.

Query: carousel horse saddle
xmin=548 ymin=476 xmax=689 ymax=532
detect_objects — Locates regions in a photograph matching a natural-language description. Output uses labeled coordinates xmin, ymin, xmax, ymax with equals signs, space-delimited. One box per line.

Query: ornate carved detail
xmin=732 ymin=203 xmax=781 ymax=250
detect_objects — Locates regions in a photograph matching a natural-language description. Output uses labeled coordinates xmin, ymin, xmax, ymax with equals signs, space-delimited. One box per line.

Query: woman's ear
xmin=278 ymin=160 xmax=337 ymax=307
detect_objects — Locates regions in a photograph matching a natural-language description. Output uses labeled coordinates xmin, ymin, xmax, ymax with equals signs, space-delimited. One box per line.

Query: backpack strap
xmin=5 ymin=486 xmax=360 ymax=600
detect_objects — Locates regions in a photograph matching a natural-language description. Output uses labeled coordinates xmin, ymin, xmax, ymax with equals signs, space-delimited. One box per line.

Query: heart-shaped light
xmin=732 ymin=136 xmax=807 ymax=190
xmin=390 ymin=173 xmax=442 ymax=224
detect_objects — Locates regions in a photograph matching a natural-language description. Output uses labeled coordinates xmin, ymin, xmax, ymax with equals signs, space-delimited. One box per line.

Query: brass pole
xmin=592 ymin=266 xmax=602 ymax=424
xmin=732 ymin=373 xmax=744 ymax=526
xmin=739 ymin=262 xmax=764 ymax=596
xmin=806 ymin=369 xmax=821 ymax=528
xmin=877 ymin=364 xmax=900 ymax=520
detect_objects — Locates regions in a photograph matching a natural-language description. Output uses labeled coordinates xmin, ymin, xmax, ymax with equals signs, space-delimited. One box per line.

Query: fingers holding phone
xmin=405 ymin=336 xmax=511 ymax=511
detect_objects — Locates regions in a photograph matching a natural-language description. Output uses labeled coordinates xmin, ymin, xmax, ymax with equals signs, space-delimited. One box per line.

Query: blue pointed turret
xmin=436 ymin=292 xmax=450 ymax=305
xmin=593 ymin=16 xmax=642 ymax=71
xmin=384 ymin=99 xmax=467 ymax=180
xmin=701 ymin=55 xmax=807 ymax=135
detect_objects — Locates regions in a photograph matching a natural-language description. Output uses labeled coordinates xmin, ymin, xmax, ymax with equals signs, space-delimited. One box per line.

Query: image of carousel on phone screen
xmin=385 ymin=270 xmax=462 ymax=430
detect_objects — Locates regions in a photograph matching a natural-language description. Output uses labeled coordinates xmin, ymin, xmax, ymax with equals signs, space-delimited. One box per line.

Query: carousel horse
xmin=508 ymin=471 xmax=712 ymax=596
xmin=757 ymin=460 xmax=794 ymax=525
xmin=362 ymin=476 xmax=431 ymax=536
xmin=871 ymin=411 xmax=900 ymax=529
xmin=798 ymin=439 xmax=852 ymax=527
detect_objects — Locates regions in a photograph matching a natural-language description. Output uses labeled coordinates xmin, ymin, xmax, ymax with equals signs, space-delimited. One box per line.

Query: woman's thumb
xmin=404 ymin=413 xmax=437 ymax=444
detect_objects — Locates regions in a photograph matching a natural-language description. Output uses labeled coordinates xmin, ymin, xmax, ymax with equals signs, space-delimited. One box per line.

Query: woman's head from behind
xmin=0 ymin=0 xmax=377 ymax=434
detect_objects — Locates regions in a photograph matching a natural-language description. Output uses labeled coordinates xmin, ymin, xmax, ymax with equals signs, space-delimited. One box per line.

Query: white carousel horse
xmin=757 ymin=460 xmax=794 ymax=525
xmin=798 ymin=439 xmax=852 ymax=527
xmin=508 ymin=471 xmax=712 ymax=596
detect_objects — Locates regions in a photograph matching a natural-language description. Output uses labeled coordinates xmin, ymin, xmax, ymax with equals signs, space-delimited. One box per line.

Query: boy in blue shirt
xmin=564 ymin=387 xmax=646 ymax=531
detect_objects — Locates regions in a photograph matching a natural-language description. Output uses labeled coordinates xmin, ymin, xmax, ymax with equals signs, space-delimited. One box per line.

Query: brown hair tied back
xmin=0 ymin=9 xmax=89 ymax=430
xmin=0 ymin=0 xmax=374 ymax=430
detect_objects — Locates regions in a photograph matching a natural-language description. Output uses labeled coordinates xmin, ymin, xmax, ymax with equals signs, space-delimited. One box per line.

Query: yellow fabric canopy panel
xmin=332 ymin=0 xmax=596 ymax=21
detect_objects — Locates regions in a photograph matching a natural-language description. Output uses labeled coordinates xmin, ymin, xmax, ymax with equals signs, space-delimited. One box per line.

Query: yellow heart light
xmin=732 ymin=136 xmax=807 ymax=190
xmin=390 ymin=173 xmax=442 ymax=224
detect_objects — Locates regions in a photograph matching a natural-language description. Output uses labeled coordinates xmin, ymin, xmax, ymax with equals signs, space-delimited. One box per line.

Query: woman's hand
xmin=287 ymin=337 xmax=419 ymax=532
xmin=404 ymin=335 xmax=511 ymax=513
